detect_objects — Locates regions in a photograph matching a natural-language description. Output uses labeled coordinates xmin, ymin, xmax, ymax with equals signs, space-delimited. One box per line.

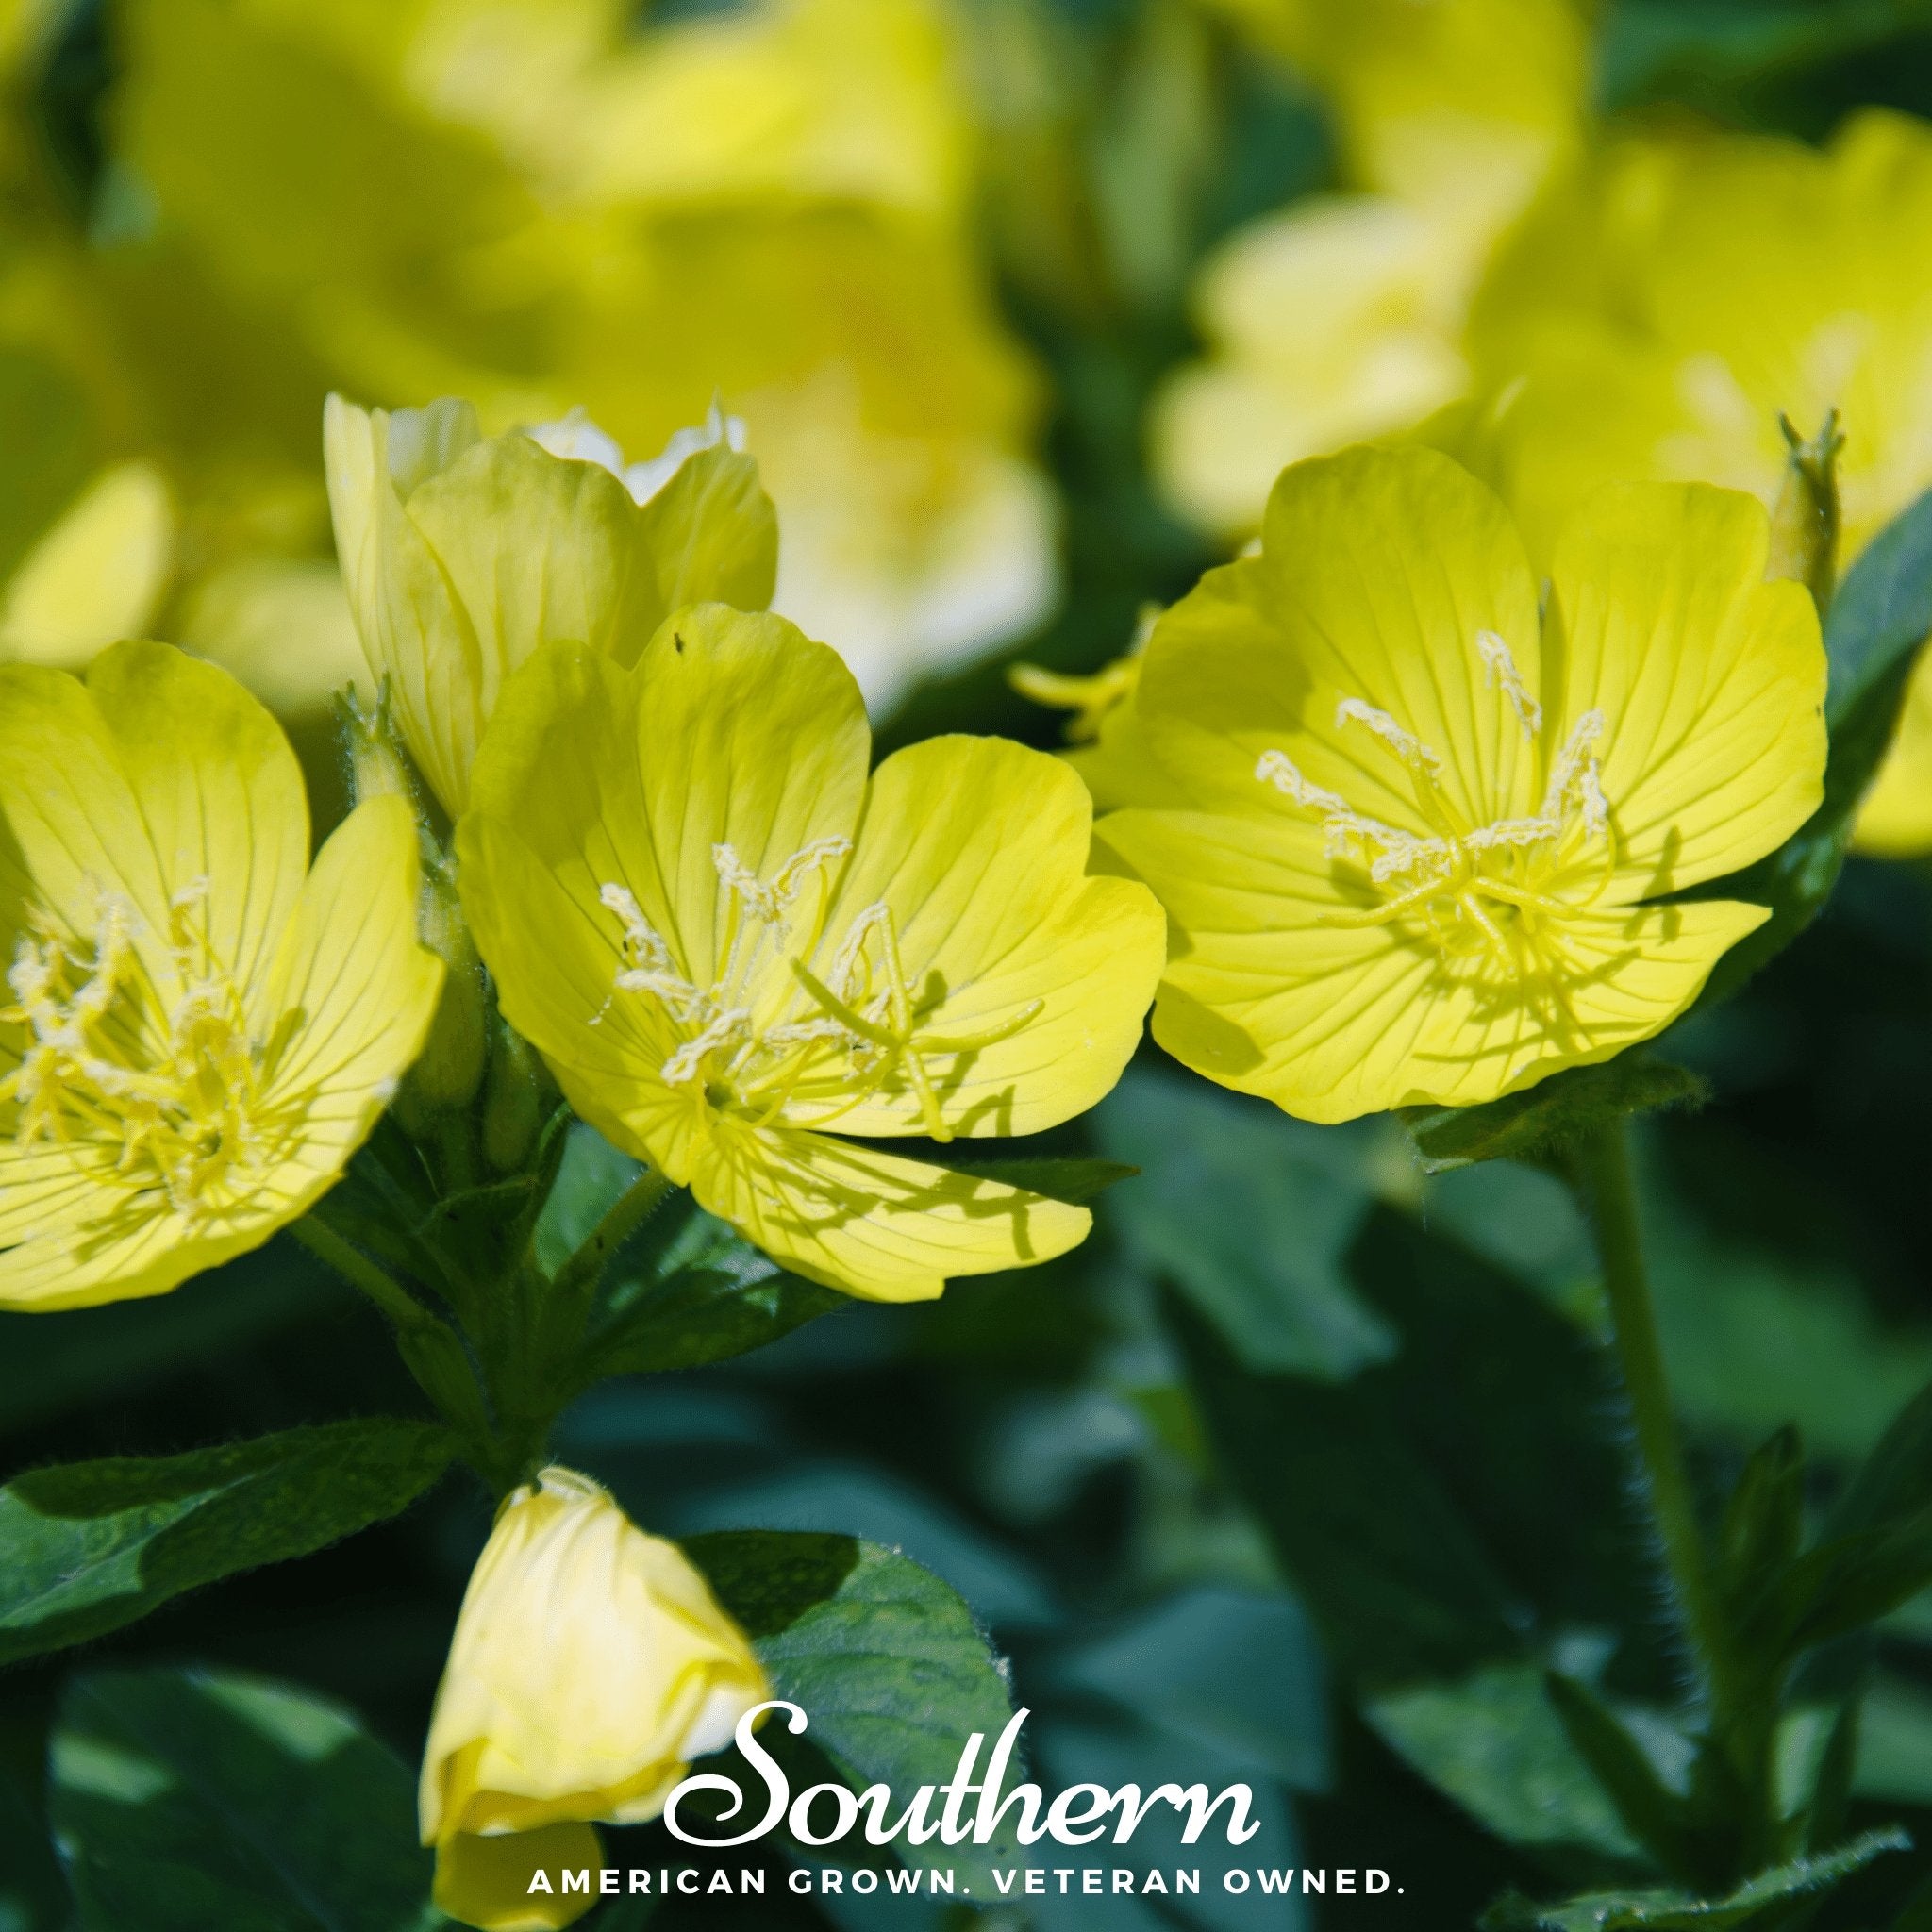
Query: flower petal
xmin=88 ymin=641 xmax=310 ymax=999
xmin=691 ymin=1123 xmax=1091 ymax=1302
xmin=806 ymin=735 xmax=1162 ymax=1139
xmin=1099 ymin=804 xmax=1766 ymax=1121
xmin=432 ymin=1825 xmax=603 ymax=1932
xmin=458 ymin=613 xmax=870 ymax=1180
xmin=259 ymin=795 xmax=443 ymax=1158
xmin=1138 ymin=445 xmax=1545 ymax=831
xmin=324 ymin=395 xmax=483 ymax=817
xmin=1545 ymin=482 xmax=1825 ymax=896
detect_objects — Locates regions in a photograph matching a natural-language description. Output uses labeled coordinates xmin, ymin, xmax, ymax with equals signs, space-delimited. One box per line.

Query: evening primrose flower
xmin=1096 ymin=446 xmax=1826 ymax=1124
xmin=1458 ymin=110 xmax=1932 ymax=851
xmin=0 ymin=641 xmax=441 ymax=1308
xmin=324 ymin=393 xmax=777 ymax=817
xmin=457 ymin=605 xmax=1164 ymax=1300
xmin=423 ymin=1468 xmax=769 ymax=1932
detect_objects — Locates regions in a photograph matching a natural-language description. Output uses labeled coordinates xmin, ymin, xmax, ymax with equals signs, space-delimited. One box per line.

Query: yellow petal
xmin=1099 ymin=805 xmax=1768 ymax=1122
xmin=422 ymin=1471 xmax=768 ymax=1843
xmin=809 ymin=735 xmax=1162 ymax=1139
xmin=0 ymin=670 xmax=435 ymax=1310
xmin=1544 ymin=482 xmax=1825 ymax=897
xmin=0 ymin=464 xmax=175 ymax=668
xmin=87 ymin=641 xmax=311 ymax=998
xmin=691 ymin=1122 xmax=1091 ymax=1302
xmin=325 ymin=394 xmax=482 ymax=816
xmin=257 ymin=793 xmax=444 ymax=1177
xmin=628 ymin=442 xmax=778 ymax=650
xmin=433 ymin=1824 xmax=603 ymax=1932
xmin=1138 ymin=445 xmax=1545 ymax=833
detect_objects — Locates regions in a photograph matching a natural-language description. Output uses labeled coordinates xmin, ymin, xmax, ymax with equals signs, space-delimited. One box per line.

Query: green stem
xmin=290 ymin=1215 xmax=439 ymax=1335
xmin=549 ymin=1166 xmax=674 ymax=1308
xmin=291 ymin=1215 xmax=495 ymax=1448
xmin=1571 ymin=1122 xmax=1726 ymax=1707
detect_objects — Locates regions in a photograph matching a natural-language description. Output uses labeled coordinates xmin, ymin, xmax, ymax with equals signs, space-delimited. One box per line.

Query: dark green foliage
xmin=0 ymin=1422 xmax=453 ymax=1666
xmin=50 ymin=1667 xmax=440 ymax=1931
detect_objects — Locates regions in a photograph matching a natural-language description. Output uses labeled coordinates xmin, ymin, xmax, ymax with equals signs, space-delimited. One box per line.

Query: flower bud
xmin=325 ymin=394 xmax=776 ymax=818
xmin=421 ymin=1469 xmax=770 ymax=1931
xmin=1767 ymin=408 xmax=1844 ymax=618
xmin=402 ymin=852 xmax=490 ymax=1118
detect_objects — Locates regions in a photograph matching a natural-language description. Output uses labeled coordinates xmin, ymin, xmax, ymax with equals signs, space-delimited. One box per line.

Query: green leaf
xmin=1717 ymin=1428 xmax=1806 ymax=1622
xmin=1367 ymin=1661 xmax=1644 ymax=1861
xmin=1543 ymin=1673 xmax=1698 ymax=1878
xmin=1173 ymin=1206 xmax=1656 ymax=1690
xmin=687 ymin=1531 xmax=1021 ymax=1892
xmin=1751 ymin=1377 xmax=1932 ymax=1657
xmin=49 ymin=1666 xmax=440 ymax=1931
xmin=1692 ymin=485 xmax=1932 ymax=1006
xmin=1480 ymin=1828 xmax=1911 ymax=1930
xmin=1402 ymin=1057 xmax=1707 ymax=1176
xmin=575 ymin=1187 xmax=845 ymax=1380
xmin=1099 ymin=1067 xmax=1394 ymax=1377
xmin=1857 ymin=1675 xmax=1932 ymax=1809
xmin=0 ymin=1420 xmax=453 ymax=1664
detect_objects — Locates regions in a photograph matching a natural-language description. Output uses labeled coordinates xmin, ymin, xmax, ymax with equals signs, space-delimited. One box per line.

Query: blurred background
xmin=8 ymin=0 xmax=1932 ymax=1925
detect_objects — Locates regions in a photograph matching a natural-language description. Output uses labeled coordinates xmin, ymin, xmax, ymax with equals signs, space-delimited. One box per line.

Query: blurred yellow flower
xmin=1154 ymin=0 xmax=1585 ymax=539
xmin=422 ymin=1467 xmax=769 ymax=1932
xmin=0 ymin=463 xmax=175 ymax=670
xmin=1097 ymin=447 xmax=1826 ymax=1123
xmin=0 ymin=642 xmax=441 ymax=1309
xmin=325 ymin=392 xmax=776 ymax=817
xmin=458 ymin=606 xmax=1163 ymax=1300
xmin=1459 ymin=108 xmax=1932 ymax=854
xmin=104 ymin=0 xmax=1056 ymax=712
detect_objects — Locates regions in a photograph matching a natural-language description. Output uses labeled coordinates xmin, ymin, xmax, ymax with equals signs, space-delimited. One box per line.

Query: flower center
xmin=600 ymin=842 xmax=1039 ymax=1142
xmin=0 ymin=884 xmax=291 ymax=1224
xmin=1254 ymin=629 xmax=1617 ymax=986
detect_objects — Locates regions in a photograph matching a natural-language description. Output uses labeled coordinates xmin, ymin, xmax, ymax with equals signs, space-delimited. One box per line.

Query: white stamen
xmin=1335 ymin=699 xmax=1445 ymax=778
xmin=1476 ymin=630 xmax=1542 ymax=737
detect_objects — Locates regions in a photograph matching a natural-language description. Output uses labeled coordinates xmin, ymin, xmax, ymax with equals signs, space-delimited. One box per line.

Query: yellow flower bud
xmin=421 ymin=1468 xmax=770 ymax=1931
xmin=324 ymin=394 xmax=776 ymax=819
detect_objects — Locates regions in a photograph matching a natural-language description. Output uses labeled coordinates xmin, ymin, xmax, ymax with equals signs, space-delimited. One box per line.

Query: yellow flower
xmin=422 ymin=1467 xmax=770 ymax=1932
xmin=1153 ymin=0 xmax=1585 ymax=539
xmin=457 ymin=605 xmax=1164 ymax=1300
xmin=1458 ymin=110 xmax=1932 ymax=852
xmin=0 ymin=641 xmax=442 ymax=1309
xmin=1095 ymin=447 xmax=1826 ymax=1124
xmin=324 ymin=393 xmax=777 ymax=817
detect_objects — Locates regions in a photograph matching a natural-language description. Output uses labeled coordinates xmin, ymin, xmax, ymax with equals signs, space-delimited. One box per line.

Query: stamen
xmin=1335 ymin=699 xmax=1446 ymax=780
xmin=1476 ymin=630 xmax=1542 ymax=737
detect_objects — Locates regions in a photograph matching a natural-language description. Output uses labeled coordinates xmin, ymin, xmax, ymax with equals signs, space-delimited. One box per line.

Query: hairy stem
xmin=1572 ymin=1122 xmax=1726 ymax=1707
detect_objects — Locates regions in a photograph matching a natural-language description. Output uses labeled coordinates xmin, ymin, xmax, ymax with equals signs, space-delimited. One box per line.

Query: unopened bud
xmin=483 ymin=1018 xmax=549 ymax=1174
xmin=402 ymin=854 xmax=490 ymax=1118
xmin=336 ymin=679 xmax=419 ymax=808
xmin=1767 ymin=409 xmax=1843 ymax=618
xmin=421 ymin=1470 xmax=770 ymax=1929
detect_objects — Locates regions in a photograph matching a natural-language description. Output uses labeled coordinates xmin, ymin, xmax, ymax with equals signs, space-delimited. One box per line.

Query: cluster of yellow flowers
xmin=1161 ymin=0 xmax=1932 ymax=853
xmin=0 ymin=386 xmax=1829 ymax=1922
xmin=0 ymin=0 xmax=1055 ymax=719
xmin=0 ymin=0 xmax=1905 ymax=1922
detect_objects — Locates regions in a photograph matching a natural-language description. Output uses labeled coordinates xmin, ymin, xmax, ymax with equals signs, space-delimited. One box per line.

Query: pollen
xmin=1256 ymin=630 xmax=1617 ymax=996
xmin=601 ymin=843 xmax=1041 ymax=1141
xmin=0 ymin=883 xmax=290 ymax=1224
